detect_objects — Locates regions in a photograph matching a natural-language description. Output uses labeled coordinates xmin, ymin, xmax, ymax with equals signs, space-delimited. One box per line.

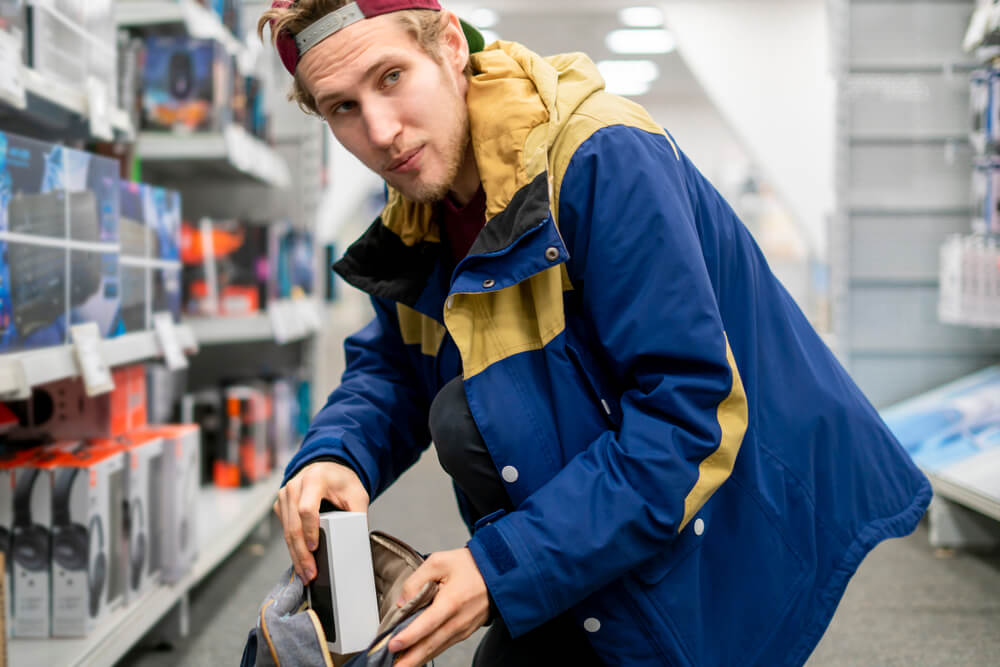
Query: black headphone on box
xmin=88 ymin=514 xmax=106 ymax=618
xmin=52 ymin=468 xmax=89 ymax=571
xmin=12 ymin=468 xmax=49 ymax=572
xmin=130 ymin=498 xmax=145 ymax=591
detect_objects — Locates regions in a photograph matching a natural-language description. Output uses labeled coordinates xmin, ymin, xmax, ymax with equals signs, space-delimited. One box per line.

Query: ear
xmin=441 ymin=11 xmax=470 ymax=76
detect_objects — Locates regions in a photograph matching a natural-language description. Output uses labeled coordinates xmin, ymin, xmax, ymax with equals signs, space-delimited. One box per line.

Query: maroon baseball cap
xmin=269 ymin=0 xmax=486 ymax=75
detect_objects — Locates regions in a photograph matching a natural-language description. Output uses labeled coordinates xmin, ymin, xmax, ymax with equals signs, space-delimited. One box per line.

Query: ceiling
xmin=450 ymin=2 xmax=710 ymax=103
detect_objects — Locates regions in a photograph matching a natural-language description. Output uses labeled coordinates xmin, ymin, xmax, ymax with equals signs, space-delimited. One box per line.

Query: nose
xmin=362 ymin=99 xmax=401 ymax=150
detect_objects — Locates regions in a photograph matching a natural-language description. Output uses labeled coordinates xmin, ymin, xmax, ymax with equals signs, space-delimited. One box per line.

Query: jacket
xmin=284 ymin=41 xmax=932 ymax=666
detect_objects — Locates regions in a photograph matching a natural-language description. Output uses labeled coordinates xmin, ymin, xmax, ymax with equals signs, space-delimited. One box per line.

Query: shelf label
xmin=269 ymin=302 xmax=293 ymax=344
xmin=86 ymin=76 xmax=113 ymax=141
xmin=154 ymin=312 xmax=190 ymax=371
xmin=70 ymin=323 xmax=114 ymax=397
xmin=0 ymin=29 xmax=26 ymax=110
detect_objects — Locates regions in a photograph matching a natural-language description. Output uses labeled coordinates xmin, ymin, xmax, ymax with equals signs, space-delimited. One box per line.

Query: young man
xmin=260 ymin=2 xmax=931 ymax=665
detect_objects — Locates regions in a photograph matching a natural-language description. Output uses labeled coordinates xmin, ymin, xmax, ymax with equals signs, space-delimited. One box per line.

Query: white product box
xmin=49 ymin=444 xmax=125 ymax=637
xmin=309 ymin=512 xmax=379 ymax=655
xmin=135 ymin=425 xmax=200 ymax=583
xmin=97 ymin=432 xmax=165 ymax=601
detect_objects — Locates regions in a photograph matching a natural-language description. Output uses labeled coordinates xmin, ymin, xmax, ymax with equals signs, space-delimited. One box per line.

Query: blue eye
xmin=333 ymin=101 xmax=356 ymax=115
xmin=384 ymin=70 xmax=401 ymax=86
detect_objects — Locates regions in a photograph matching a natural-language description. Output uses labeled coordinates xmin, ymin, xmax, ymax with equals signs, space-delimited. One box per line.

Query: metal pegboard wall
xmin=834 ymin=0 xmax=1000 ymax=408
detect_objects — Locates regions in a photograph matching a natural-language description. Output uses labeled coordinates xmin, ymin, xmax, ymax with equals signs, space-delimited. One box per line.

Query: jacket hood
xmin=379 ymin=41 xmax=606 ymax=245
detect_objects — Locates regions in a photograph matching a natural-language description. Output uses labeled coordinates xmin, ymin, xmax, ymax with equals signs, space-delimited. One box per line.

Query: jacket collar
xmin=333 ymin=42 xmax=604 ymax=315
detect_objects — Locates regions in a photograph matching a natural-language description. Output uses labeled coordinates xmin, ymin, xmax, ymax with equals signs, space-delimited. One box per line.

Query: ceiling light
xmin=479 ymin=29 xmax=500 ymax=45
xmin=469 ymin=8 xmax=499 ymax=28
xmin=618 ymin=6 xmax=664 ymax=28
xmin=597 ymin=60 xmax=659 ymax=97
xmin=606 ymin=29 xmax=676 ymax=55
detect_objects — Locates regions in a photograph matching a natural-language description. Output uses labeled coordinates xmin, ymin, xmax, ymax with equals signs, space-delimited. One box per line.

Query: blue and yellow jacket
xmin=285 ymin=42 xmax=931 ymax=665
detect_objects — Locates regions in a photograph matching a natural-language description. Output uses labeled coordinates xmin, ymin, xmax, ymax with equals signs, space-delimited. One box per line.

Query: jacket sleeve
xmin=465 ymin=125 xmax=749 ymax=635
xmin=282 ymin=295 xmax=432 ymax=499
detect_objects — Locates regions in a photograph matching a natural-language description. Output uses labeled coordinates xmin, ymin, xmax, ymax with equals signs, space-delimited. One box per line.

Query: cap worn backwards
xmin=268 ymin=0 xmax=485 ymax=75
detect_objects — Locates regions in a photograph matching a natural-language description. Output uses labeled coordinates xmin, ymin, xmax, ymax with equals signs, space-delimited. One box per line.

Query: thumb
xmin=397 ymin=558 xmax=441 ymax=607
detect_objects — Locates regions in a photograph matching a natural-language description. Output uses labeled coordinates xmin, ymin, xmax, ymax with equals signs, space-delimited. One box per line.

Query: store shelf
xmin=9 ymin=469 xmax=283 ymax=667
xmin=115 ymin=0 xmax=247 ymax=60
xmin=187 ymin=299 xmax=321 ymax=346
xmin=0 ymin=325 xmax=196 ymax=401
xmin=0 ymin=65 xmax=133 ymax=140
xmin=927 ymin=470 xmax=1000 ymax=525
xmin=136 ymin=126 xmax=292 ymax=188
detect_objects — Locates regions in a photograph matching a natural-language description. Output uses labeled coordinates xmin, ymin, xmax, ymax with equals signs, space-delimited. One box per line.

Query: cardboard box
xmin=134 ymin=425 xmax=200 ymax=583
xmin=3 ymin=442 xmax=81 ymax=638
xmin=95 ymin=433 xmax=165 ymax=601
xmin=47 ymin=443 xmax=126 ymax=636
xmin=142 ymin=36 xmax=232 ymax=133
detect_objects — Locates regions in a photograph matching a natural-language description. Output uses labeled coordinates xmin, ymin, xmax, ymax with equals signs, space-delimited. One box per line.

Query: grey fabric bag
xmin=242 ymin=531 xmax=437 ymax=667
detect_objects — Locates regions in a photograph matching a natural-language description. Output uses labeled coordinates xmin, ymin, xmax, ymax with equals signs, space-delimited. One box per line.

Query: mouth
xmin=387 ymin=146 xmax=423 ymax=173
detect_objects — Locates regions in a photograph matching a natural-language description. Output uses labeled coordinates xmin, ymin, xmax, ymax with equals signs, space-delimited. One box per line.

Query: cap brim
xmin=460 ymin=18 xmax=485 ymax=53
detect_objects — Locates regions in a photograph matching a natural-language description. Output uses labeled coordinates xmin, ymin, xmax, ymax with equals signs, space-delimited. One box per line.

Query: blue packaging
xmin=141 ymin=36 xmax=232 ymax=133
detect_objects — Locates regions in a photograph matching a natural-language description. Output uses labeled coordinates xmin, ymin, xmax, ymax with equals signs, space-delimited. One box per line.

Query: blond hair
xmin=258 ymin=1 xmax=453 ymax=115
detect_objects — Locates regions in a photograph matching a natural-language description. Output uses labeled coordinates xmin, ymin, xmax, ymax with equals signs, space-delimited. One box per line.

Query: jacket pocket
xmin=633 ymin=526 xmax=702 ymax=586
xmin=565 ymin=342 xmax=622 ymax=429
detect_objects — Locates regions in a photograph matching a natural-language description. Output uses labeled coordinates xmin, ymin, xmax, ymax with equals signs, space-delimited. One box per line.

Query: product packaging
xmin=181 ymin=219 xmax=270 ymax=316
xmin=216 ymin=385 xmax=271 ymax=488
xmin=133 ymin=424 xmax=200 ymax=584
xmin=46 ymin=442 xmax=126 ymax=637
xmin=141 ymin=36 xmax=232 ymax=133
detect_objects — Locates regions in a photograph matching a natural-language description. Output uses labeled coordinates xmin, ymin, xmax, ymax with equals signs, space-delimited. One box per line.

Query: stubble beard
xmin=391 ymin=94 xmax=470 ymax=205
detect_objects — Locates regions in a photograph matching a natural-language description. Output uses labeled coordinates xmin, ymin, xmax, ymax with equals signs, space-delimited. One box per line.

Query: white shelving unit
xmin=8 ymin=469 xmax=283 ymax=667
xmin=114 ymin=0 xmax=248 ymax=60
xmin=137 ymin=126 xmax=292 ymax=188
xmin=0 ymin=325 xmax=196 ymax=401
xmin=187 ymin=299 xmax=322 ymax=346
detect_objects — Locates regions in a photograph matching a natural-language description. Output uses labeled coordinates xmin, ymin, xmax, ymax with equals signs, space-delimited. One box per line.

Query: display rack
xmin=187 ymin=299 xmax=322 ymax=346
xmin=8 ymin=468 xmax=283 ymax=667
xmin=114 ymin=0 xmax=248 ymax=60
xmin=0 ymin=64 xmax=133 ymax=140
xmin=136 ymin=126 xmax=292 ymax=188
xmin=0 ymin=325 xmax=197 ymax=401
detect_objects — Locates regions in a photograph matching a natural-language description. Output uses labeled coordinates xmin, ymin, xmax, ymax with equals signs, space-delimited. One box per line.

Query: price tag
xmin=153 ymin=312 xmax=189 ymax=371
xmin=70 ymin=323 xmax=115 ymax=397
xmin=0 ymin=29 xmax=26 ymax=110
xmin=269 ymin=302 xmax=293 ymax=344
xmin=294 ymin=299 xmax=322 ymax=332
xmin=86 ymin=76 xmax=113 ymax=141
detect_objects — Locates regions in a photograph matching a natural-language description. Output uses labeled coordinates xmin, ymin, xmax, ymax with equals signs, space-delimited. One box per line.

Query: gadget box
xmin=142 ymin=36 xmax=232 ymax=133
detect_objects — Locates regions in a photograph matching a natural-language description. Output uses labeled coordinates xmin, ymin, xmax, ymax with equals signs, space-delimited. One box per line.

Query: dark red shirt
xmin=440 ymin=186 xmax=487 ymax=264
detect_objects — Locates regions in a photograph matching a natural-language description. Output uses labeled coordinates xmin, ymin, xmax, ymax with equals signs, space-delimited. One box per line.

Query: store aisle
xmin=119 ymin=449 xmax=1000 ymax=666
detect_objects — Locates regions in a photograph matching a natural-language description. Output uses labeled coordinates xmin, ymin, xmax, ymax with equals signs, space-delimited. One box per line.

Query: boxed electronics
xmin=134 ymin=424 xmax=200 ymax=583
xmin=142 ymin=36 xmax=232 ymax=133
xmin=180 ymin=388 xmax=223 ymax=485
xmin=270 ymin=378 xmax=297 ymax=469
xmin=95 ymin=432 xmax=164 ymax=601
xmin=7 ymin=364 xmax=147 ymax=441
xmin=0 ymin=130 xmax=122 ymax=353
xmin=216 ymin=385 xmax=271 ymax=488
xmin=0 ymin=0 xmax=26 ymax=64
xmin=0 ymin=443 xmax=59 ymax=638
xmin=273 ymin=227 xmax=316 ymax=301
xmin=309 ymin=512 xmax=379 ymax=655
xmin=181 ymin=219 xmax=271 ymax=316
xmin=46 ymin=442 xmax=126 ymax=637
xmin=119 ymin=181 xmax=184 ymax=331
xmin=26 ymin=0 xmax=117 ymax=106
xmin=146 ymin=363 xmax=187 ymax=425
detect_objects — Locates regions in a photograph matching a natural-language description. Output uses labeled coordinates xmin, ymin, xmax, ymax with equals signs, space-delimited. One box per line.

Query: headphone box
xmin=307 ymin=512 xmax=380 ymax=655
xmin=97 ymin=433 xmax=165 ymax=602
xmin=0 ymin=443 xmax=72 ymax=638
xmin=46 ymin=443 xmax=125 ymax=637
xmin=216 ymin=385 xmax=271 ymax=488
xmin=141 ymin=36 xmax=232 ymax=133
xmin=133 ymin=424 xmax=200 ymax=584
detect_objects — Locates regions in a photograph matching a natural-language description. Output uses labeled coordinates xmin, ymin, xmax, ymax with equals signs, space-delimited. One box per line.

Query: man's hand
xmin=388 ymin=547 xmax=490 ymax=667
xmin=273 ymin=461 xmax=370 ymax=582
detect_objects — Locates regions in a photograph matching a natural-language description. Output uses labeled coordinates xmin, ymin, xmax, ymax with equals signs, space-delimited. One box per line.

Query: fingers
xmin=397 ymin=555 xmax=444 ymax=607
xmin=393 ymin=615 xmax=479 ymax=667
xmin=278 ymin=482 xmax=316 ymax=582
xmin=297 ymin=481 xmax=324 ymax=553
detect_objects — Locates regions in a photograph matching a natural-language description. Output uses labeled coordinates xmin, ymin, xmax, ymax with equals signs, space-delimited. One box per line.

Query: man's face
xmin=297 ymin=13 xmax=470 ymax=203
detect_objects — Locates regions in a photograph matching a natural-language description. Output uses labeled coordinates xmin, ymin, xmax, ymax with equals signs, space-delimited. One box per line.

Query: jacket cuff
xmin=281 ymin=437 xmax=380 ymax=496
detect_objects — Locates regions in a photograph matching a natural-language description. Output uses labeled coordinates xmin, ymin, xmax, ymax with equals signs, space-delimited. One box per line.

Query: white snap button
xmin=694 ymin=518 xmax=705 ymax=536
xmin=583 ymin=617 xmax=601 ymax=633
xmin=545 ymin=247 xmax=560 ymax=261
xmin=482 ymin=279 xmax=496 ymax=289
xmin=446 ymin=295 xmax=454 ymax=310
xmin=501 ymin=466 xmax=519 ymax=483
